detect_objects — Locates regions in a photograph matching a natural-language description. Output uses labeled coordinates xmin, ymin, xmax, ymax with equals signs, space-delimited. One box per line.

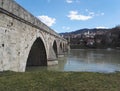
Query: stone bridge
xmin=0 ymin=0 xmax=68 ymax=72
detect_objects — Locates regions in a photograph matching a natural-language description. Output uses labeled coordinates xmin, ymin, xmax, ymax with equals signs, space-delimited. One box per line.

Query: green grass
xmin=0 ymin=71 xmax=120 ymax=91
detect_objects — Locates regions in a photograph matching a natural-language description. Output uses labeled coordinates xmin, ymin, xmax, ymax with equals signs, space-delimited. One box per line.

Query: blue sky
xmin=15 ymin=0 xmax=120 ymax=33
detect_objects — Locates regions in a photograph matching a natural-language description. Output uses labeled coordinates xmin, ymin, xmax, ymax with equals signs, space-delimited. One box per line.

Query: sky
xmin=15 ymin=0 xmax=120 ymax=33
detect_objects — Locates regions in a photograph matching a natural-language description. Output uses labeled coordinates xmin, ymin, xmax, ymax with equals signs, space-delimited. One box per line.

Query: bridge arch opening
xmin=26 ymin=37 xmax=47 ymax=68
xmin=53 ymin=40 xmax=58 ymax=58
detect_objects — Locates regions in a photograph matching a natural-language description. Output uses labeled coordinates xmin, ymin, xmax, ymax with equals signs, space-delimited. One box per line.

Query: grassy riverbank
xmin=0 ymin=71 xmax=120 ymax=91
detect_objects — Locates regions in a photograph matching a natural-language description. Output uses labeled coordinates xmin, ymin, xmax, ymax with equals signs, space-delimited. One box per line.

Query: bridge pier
xmin=47 ymin=42 xmax=58 ymax=66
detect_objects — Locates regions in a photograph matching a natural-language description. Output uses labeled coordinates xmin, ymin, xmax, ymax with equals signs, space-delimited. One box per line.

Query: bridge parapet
xmin=0 ymin=0 xmax=66 ymax=41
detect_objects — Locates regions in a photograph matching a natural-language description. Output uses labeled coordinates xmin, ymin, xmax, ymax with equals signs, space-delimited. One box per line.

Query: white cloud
xmin=62 ymin=26 xmax=70 ymax=30
xmin=86 ymin=9 xmax=94 ymax=15
xmin=68 ymin=10 xmax=105 ymax=21
xmin=66 ymin=0 xmax=80 ymax=3
xmin=66 ymin=0 xmax=73 ymax=3
xmin=67 ymin=11 xmax=92 ymax=21
xmin=101 ymin=13 xmax=104 ymax=16
xmin=96 ymin=12 xmax=105 ymax=16
xmin=88 ymin=12 xmax=95 ymax=16
xmin=86 ymin=9 xmax=104 ymax=16
xmin=37 ymin=15 xmax=56 ymax=27
xmin=96 ymin=26 xmax=108 ymax=29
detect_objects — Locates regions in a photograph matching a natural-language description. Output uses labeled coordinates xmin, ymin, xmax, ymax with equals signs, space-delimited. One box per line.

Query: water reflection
xmin=27 ymin=49 xmax=120 ymax=73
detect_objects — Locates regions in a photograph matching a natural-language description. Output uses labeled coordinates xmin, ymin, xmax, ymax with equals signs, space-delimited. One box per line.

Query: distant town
xmin=60 ymin=26 xmax=120 ymax=49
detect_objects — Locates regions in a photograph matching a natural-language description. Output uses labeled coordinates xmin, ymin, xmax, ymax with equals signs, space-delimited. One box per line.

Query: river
xmin=27 ymin=49 xmax=120 ymax=73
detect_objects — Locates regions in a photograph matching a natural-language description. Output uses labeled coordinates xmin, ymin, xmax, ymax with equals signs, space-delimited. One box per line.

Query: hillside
xmin=60 ymin=28 xmax=109 ymax=35
xmin=60 ymin=27 xmax=120 ymax=49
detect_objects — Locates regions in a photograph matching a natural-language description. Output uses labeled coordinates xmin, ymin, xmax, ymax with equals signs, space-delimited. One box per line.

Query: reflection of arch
xmin=26 ymin=37 xmax=47 ymax=68
xmin=53 ymin=40 xmax=58 ymax=58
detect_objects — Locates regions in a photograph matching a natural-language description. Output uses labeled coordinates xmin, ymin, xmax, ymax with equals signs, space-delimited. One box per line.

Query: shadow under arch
xmin=26 ymin=37 xmax=47 ymax=68
xmin=53 ymin=40 xmax=58 ymax=58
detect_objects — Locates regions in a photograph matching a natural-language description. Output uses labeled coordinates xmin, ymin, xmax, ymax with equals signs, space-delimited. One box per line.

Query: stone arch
xmin=26 ymin=37 xmax=47 ymax=68
xmin=53 ymin=40 xmax=58 ymax=58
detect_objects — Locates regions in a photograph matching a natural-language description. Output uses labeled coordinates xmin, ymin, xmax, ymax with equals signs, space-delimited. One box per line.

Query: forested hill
xmin=60 ymin=26 xmax=120 ymax=49
xmin=60 ymin=28 xmax=109 ymax=35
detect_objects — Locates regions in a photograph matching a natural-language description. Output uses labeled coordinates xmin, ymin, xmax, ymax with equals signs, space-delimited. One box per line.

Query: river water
xmin=27 ymin=49 xmax=120 ymax=73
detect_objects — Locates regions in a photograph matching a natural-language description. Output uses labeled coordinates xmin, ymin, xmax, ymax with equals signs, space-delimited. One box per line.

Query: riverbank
xmin=0 ymin=71 xmax=120 ymax=91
